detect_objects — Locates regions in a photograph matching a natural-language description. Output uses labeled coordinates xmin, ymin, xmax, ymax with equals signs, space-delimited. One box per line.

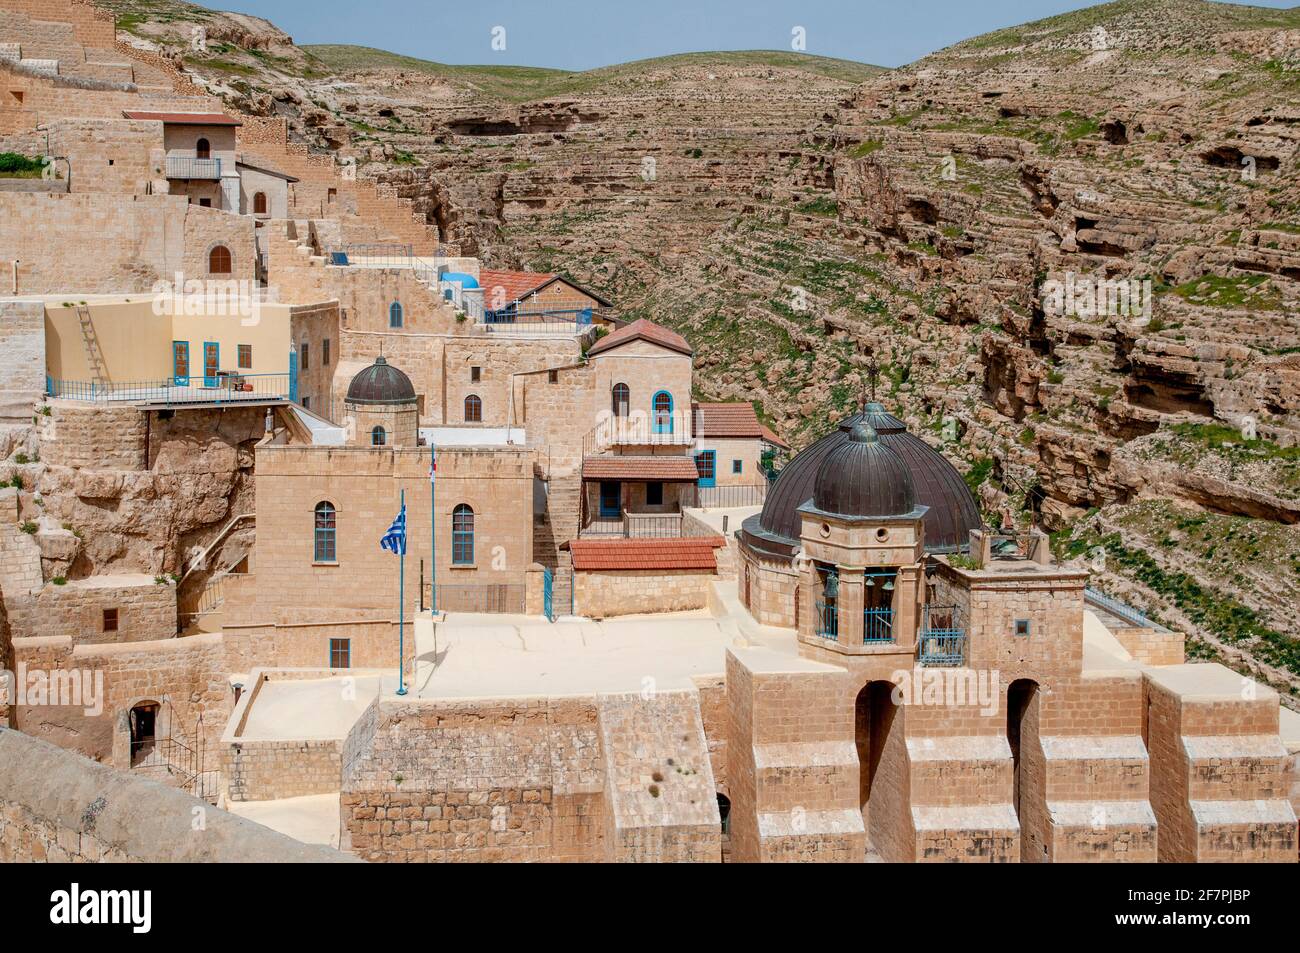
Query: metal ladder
xmin=75 ymin=306 xmax=108 ymax=388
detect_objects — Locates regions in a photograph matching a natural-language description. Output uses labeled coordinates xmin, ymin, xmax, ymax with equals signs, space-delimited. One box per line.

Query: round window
xmin=876 ymin=527 xmax=890 ymax=542
xmin=819 ymin=522 xmax=831 ymax=538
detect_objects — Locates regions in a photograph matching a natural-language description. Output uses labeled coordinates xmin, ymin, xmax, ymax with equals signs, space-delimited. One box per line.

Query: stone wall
xmin=574 ymin=567 xmax=715 ymax=618
xmin=29 ymin=574 xmax=175 ymax=644
xmin=224 ymin=738 xmax=343 ymax=802
xmin=0 ymin=193 xmax=254 ymax=294
xmin=40 ymin=402 xmax=145 ymax=470
xmin=0 ymin=727 xmax=353 ymax=862
xmin=0 ymin=300 xmax=43 ymax=423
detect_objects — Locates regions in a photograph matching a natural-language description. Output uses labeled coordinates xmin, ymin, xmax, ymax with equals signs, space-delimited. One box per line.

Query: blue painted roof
xmin=442 ymin=272 xmax=479 ymax=288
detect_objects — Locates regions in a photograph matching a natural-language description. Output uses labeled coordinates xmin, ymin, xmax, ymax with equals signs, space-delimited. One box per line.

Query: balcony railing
xmin=579 ymin=511 xmax=716 ymax=539
xmin=684 ymin=483 xmax=768 ymax=509
xmin=918 ymin=604 xmax=966 ymax=667
xmin=863 ymin=607 xmax=895 ymax=643
xmin=48 ymin=373 xmax=293 ymax=406
xmin=1084 ymin=587 xmax=1171 ymax=632
xmin=166 ymin=155 xmax=222 ymax=179
xmin=816 ymin=600 xmax=838 ymax=640
xmin=582 ymin=415 xmax=693 ymax=456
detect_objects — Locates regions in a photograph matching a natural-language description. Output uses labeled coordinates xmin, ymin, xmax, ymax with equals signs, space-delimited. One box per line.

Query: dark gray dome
xmin=757 ymin=402 xmax=982 ymax=552
xmin=812 ymin=423 xmax=916 ymax=517
xmin=346 ymin=355 xmax=415 ymax=405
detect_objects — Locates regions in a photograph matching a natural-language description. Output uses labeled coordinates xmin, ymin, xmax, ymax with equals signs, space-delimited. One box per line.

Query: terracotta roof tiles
xmin=692 ymin=402 xmax=763 ymax=438
xmin=587 ymin=318 xmax=692 ymax=358
xmin=569 ymin=536 xmax=724 ymax=571
xmin=582 ymin=455 xmax=701 ymax=481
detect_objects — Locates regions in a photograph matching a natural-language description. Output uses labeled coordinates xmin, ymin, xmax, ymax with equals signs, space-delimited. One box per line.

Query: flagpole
xmin=397 ymin=486 xmax=407 ymax=696
xmin=430 ymin=443 xmax=437 ymax=614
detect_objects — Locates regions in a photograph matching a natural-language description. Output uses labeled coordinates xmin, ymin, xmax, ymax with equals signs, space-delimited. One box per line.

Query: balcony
xmin=47 ymin=372 xmax=293 ymax=407
xmin=582 ymin=414 xmax=693 ymax=456
xmin=166 ymin=155 xmax=222 ymax=180
xmin=580 ymin=510 xmax=709 ymax=539
xmin=917 ymin=604 xmax=966 ymax=667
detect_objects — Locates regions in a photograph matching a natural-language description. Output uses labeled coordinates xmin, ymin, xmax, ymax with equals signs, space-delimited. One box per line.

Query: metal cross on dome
xmin=864 ymin=357 xmax=880 ymax=407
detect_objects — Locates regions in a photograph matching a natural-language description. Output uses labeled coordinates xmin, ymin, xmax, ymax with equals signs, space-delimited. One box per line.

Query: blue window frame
xmin=314 ymin=501 xmax=336 ymax=562
xmin=732 ymin=459 xmax=743 ymax=474
xmin=371 ymin=426 xmax=386 ymax=446
xmin=329 ymin=638 xmax=350 ymax=668
xmin=611 ymin=382 xmax=630 ymax=417
xmin=652 ymin=390 xmax=673 ymax=433
xmin=172 ymin=341 xmax=190 ymax=386
xmin=695 ymin=451 xmax=716 ymax=488
xmin=464 ymin=394 xmax=482 ymax=422
xmin=452 ymin=504 xmax=474 ymax=565
xmin=202 ymin=341 xmax=219 ymax=388
xmin=389 ymin=301 xmax=403 ymax=328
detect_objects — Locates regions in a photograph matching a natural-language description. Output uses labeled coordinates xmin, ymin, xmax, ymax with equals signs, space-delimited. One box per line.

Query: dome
xmin=346 ymin=355 xmax=416 ymax=405
xmin=755 ymin=402 xmax=982 ymax=552
xmin=811 ymin=422 xmax=916 ymax=517
xmin=442 ymin=271 xmax=479 ymax=289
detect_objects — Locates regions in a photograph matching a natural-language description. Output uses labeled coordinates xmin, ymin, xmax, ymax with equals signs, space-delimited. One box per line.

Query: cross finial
xmin=865 ymin=357 xmax=880 ymax=404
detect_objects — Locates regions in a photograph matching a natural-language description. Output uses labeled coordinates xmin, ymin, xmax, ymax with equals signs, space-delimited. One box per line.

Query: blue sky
xmin=214 ymin=0 xmax=1299 ymax=70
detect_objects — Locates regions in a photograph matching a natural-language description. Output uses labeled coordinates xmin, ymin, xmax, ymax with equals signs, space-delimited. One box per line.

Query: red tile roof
xmin=582 ymin=455 xmax=701 ymax=482
xmin=478 ymin=270 xmax=613 ymax=308
xmin=692 ymin=402 xmax=763 ymax=438
xmin=123 ymin=111 xmax=242 ymax=126
xmin=570 ymin=536 xmax=724 ymax=571
xmin=587 ymin=318 xmax=692 ymax=358
xmin=759 ymin=424 xmax=791 ymax=450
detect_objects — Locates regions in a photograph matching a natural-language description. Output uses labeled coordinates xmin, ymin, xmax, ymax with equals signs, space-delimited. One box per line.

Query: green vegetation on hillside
xmin=305 ymin=46 xmax=883 ymax=102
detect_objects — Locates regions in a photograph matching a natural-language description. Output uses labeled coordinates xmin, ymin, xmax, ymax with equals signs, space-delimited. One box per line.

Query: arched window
xmin=611 ymin=382 xmax=630 ymax=417
xmin=371 ymin=426 xmax=387 ymax=446
xmin=253 ymin=191 xmax=267 ymax=214
xmin=208 ymin=245 xmax=232 ymax=274
xmin=314 ymin=501 xmax=336 ymax=562
xmin=388 ymin=301 xmax=403 ymax=329
xmin=196 ymin=137 xmax=210 ymax=159
xmin=452 ymin=504 xmax=474 ymax=565
xmin=652 ymin=390 xmax=673 ymax=434
xmin=464 ymin=394 xmax=482 ymax=423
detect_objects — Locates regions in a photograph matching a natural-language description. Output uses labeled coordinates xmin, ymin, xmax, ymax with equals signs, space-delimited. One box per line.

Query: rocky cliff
xmin=100 ymin=0 xmax=1300 ymax=702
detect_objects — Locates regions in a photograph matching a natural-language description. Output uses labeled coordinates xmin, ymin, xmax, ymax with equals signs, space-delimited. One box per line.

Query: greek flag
xmin=380 ymin=503 xmax=406 ymax=555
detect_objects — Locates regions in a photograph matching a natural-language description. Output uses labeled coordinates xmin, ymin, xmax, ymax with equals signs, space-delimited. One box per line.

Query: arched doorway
xmin=854 ymin=680 xmax=897 ymax=846
xmin=1006 ymin=678 xmax=1039 ymax=858
xmin=129 ymin=701 xmax=160 ymax=766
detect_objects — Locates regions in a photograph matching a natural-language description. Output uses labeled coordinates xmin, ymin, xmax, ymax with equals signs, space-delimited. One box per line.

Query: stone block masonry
xmin=26 ymin=574 xmax=176 ymax=644
xmin=0 ymin=300 xmax=43 ymax=423
xmin=0 ymin=727 xmax=354 ymax=862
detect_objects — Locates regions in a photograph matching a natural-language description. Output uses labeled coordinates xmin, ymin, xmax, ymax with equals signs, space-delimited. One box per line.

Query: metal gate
xmin=543 ymin=567 xmax=554 ymax=622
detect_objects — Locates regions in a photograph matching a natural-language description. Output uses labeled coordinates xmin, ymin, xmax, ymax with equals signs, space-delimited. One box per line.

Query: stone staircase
xmin=596 ymin=690 xmax=720 ymax=862
xmin=1145 ymin=664 xmax=1297 ymax=862
xmin=905 ymin=734 xmax=1020 ymax=862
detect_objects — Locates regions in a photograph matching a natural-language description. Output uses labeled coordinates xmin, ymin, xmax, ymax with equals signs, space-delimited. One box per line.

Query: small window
xmin=237 ymin=344 xmax=252 ymax=369
xmin=102 ymin=608 xmax=118 ymax=632
xmin=10 ymin=91 xmax=23 ymax=104
xmin=464 ymin=394 xmax=482 ymax=423
xmin=196 ymin=137 xmax=211 ymax=159
xmin=314 ymin=501 xmax=337 ymax=563
xmin=300 ymin=342 xmax=309 ymax=370
xmin=452 ymin=504 xmax=474 ymax=565
xmin=612 ymin=383 xmax=630 ymax=417
xmin=208 ymin=244 xmax=232 ymax=274
xmin=1014 ymin=619 xmax=1032 ymax=637
xmin=302 ymin=396 xmax=310 ymax=409
xmin=198 ymin=197 xmax=212 ymax=208
xmin=253 ymin=191 xmax=267 ymax=214
xmin=327 ymin=187 xmax=337 ymax=202
xmin=389 ymin=301 xmax=403 ymax=329
xmin=732 ymin=459 xmax=743 ymax=474
xmin=470 ymin=366 xmax=481 ymax=382
xmin=653 ymin=390 xmax=673 ymax=433
xmin=646 ymin=481 xmax=663 ymax=506
xmin=329 ymin=638 xmax=351 ymax=669
xmin=371 ymin=425 xmax=387 ymax=446
xmin=548 ymin=369 xmax=559 ymax=384
xmin=322 ymin=339 xmax=330 ymax=365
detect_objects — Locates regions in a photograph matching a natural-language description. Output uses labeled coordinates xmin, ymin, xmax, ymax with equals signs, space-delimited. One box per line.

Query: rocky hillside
xmin=104 ymin=0 xmax=1300 ymax=703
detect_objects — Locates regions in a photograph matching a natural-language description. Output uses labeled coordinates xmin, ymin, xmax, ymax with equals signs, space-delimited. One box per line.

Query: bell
xmin=864 ymin=576 xmax=875 ymax=587
xmin=882 ymin=577 xmax=894 ymax=591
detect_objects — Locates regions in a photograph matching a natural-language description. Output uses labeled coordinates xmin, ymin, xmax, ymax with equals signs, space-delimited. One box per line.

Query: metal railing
xmin=863 ymin=607 xmax=895 ymax=643
xmin=918 ymin=604 xmax=966 ymax=667
xmin=816 ymin=600 xmax=838 ymax=640
xmin=165 ymin=155 xmax=222 ymax=179
xmin=436 ymin=583 xmax=525 ymax=614
xmin=579 ymin=512 xmax=717 ymax=538
xmin=48 ymin=373 xmax=293 ymax=405
xmin=686 ymin=483 xmax=768 ymax=509
xmin=582 ymin=416 xmax=694 ymax=457
xmin=1084 ymin=587 xmax=1171 ymax=632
